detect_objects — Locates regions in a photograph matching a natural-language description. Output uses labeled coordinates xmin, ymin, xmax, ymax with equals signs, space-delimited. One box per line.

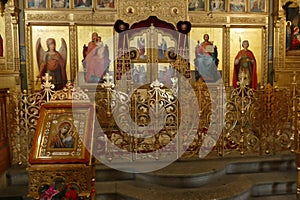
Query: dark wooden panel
xmin=0 ymin=88 xmax=10 ymax=174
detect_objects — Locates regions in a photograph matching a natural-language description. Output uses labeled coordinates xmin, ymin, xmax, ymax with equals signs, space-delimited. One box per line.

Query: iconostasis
xmin=24 ymin=0 xmax=270 ymax=91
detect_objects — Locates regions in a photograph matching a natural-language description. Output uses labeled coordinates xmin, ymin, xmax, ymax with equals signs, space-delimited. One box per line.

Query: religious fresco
xmin=132 ymin=63 xmax=147 ymax=85
xmin=209 ymin=0 xmax=225 ymax=11
xmin=27 ymin=0 xmax=46 ymax=8
xmin=74 ymin=0 xmax=92 ymax=8
xmin=77 ymin=26 xmax=114 ymax=84
xmin=31 ymin=26 xmax=70 ymax=91
xmin=188 ymin=0 xmax=205 ymax=11
xmin=284 ymin=2 xmax=300 ymax=54
xmin=36 ymin=37 xmax=68 ymax=90
xmin=229 ymin=0 xmax=245 ymax=12
xmin=97 ymin=0 xmax=114 ymax=9
xmin=249 ymin=0 xmax=265 ymax=12
xmin=51 ymin=0 xmax=69 ymax=8
xmin=190 ymin=27 xmax=223 ymax=72
xmin=229 ymin=28 xmax=262 ymax=88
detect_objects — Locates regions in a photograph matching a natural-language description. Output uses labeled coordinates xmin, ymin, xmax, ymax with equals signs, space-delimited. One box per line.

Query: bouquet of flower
xmin=40 ymin=182 xmax=79 ymax=200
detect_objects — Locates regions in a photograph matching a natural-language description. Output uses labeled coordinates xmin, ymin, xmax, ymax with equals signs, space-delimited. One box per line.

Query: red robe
xmin=232 ymin=49 xmax=258 ymax=89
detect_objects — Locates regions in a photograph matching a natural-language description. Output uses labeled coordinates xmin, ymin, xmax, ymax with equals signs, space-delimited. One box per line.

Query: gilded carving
xmin=230 ymin=16 xmax=267 ymax=24
xmin=4 ymin=13 xmax=12 ymax=65
xmin=272 ymin=0 xmax=300 ymax=88
xmin=69 ymin=25 xmax=76 ymax=80
xmin=188 ymin=14 xmax=227 ymax=25
xmin=118 ymin=0 xmax=187 ymax=24
xmin=26 ymin=13 xmax=69 ymax=22
xmin=73 ymin=13 xmax=116 ymax=23
xmin=0 ymin=0 xmax=19 ymax=90
xmin=262 ymin=27 xmax=268 ymax=85
xmin=223 ymin=27 xmax=230 ymax=88
xmin=25 ymin=24 xmax=33 ymax=91
xmin=281 ymin=0 xmax=300 ymax=8
xmin=27 ymin=164 xmax=92 ymax=199
xmin=286 ymin=63 xmax=300 ymax=68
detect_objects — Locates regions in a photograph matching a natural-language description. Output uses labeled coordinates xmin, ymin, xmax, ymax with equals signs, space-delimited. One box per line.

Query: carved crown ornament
xmin=0 ymin=0 xmax=8 ymax=16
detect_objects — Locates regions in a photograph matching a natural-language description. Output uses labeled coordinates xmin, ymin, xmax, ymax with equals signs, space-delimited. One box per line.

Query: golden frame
xmin=29 ymin=102 xmax=94 ymax=164
xmin=26 ymin=0 xmax=116 ymax=9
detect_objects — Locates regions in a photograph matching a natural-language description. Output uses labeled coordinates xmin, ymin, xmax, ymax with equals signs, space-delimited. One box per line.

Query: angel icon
xmin=36 ymin=38 xmax=67 ymax=90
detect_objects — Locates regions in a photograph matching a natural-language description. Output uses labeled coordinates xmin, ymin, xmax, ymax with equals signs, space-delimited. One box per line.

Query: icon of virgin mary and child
xmin=50 ymin=121 xmax=76 ymax=148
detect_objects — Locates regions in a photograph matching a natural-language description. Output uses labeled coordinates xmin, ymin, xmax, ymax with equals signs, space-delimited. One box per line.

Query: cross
xmin=102 ymin=72 xmax=115 ymax=89
xmin=103 ymin=72 xmax=111 ymax=83
xmin=42 ymin=73 xmax=52 ymax=83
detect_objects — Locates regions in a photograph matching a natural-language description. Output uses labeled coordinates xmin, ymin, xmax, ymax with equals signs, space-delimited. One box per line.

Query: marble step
xmin=0 ymin=185 xmax=29 ymax=199
xmin=132 ymin=155 xmax=296 ymax=188
xmin=0 ymin=154 xmax=296 ymax=200
xmin=94 ymin=170 xmax=296 ymax=200
xmin=249 ymin=194 xmax=297 ymax=200
xmin=5 ymin=165 xmax=28 ymax=186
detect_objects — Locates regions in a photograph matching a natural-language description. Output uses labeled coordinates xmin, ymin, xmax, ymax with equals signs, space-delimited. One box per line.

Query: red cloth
xmin=290 ymin=28 xmax=300 ymax=50
xmin=232 ymin=49 xmax=257 ymax=89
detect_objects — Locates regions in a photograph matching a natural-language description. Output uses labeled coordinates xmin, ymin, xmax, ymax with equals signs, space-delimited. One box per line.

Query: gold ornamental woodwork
xmin=117 ymin=0 xmax=187 ymax=25
xmin=8 ymin=70 xmax=297 ymax=166
xmin=27 ymin=164 xmax=93 ymax=199
xmin=0 ymin=0 xmax=19 ymax=89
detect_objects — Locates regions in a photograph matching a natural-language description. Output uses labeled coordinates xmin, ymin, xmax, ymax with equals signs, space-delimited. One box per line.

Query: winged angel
xmin=36 ymin=38 xmax=67 ymax=90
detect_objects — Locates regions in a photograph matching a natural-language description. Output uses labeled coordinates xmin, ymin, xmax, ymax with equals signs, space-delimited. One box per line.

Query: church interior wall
xmin=1 ymin=2 xmax=300 ymax=198
xmin=1 ymin=0 xmax=300 ymax=91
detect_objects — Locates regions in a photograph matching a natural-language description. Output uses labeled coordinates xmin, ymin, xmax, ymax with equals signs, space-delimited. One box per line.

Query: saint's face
xmin=242 ymin=41 xmax=249 ymax=49
xmin=48 ymin=42 xmax=55 ymax=51
xmin=60 ymin=125 xmax=70 ymax=136
xmin=203 ymin=34 xmax=209 ymax=41
xmin=92 ymin=33 xmax=98 ymax=42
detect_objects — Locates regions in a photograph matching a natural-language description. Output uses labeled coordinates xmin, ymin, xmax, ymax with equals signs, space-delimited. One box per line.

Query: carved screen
xmin=116 ymin=25 xmax=180 ymax=86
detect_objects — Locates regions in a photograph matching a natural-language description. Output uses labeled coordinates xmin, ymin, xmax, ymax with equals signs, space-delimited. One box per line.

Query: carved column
xmin=223 ymin=25 xmax=230 ymax=89
xmin=25 ymin=24 xmax=33 ymax=91
xmin=70 ymin=24 xmax=77 ymax=81
xmin=262 ymin=25 xmax=268 ymax=86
